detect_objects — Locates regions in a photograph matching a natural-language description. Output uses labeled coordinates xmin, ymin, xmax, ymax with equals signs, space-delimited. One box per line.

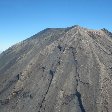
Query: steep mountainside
xmin=0 ymin=26 xmax=112 ymax=112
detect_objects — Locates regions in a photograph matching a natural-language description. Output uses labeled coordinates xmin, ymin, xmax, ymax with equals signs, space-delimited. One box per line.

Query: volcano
xmin=0 ymin=25 xmax=112 ymax=112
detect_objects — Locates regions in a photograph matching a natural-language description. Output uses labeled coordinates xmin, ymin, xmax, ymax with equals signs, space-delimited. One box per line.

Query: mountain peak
xmin=101 ymin=28 xmax=112 ymax=37
xmin=0 ymin=25 xmax=112 ymax=112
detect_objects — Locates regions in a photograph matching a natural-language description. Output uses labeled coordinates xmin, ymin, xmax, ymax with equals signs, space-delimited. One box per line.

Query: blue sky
xmin=0 ymin=0 xmax=112 ymax=51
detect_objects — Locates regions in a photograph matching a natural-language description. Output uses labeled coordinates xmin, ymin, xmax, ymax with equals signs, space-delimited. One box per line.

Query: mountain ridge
xmin=0 ymin=25 xmax=112 ymax=112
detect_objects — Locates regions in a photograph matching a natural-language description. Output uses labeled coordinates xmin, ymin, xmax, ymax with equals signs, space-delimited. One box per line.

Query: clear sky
xmin=0 ymin=0 xmax=112 ymax=51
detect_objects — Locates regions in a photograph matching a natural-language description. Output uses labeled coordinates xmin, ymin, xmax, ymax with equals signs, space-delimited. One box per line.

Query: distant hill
xmin=0 ymin=25 xmax=112 ymax=112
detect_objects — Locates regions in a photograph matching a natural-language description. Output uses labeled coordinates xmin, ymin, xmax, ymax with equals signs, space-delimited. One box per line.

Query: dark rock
xmin=0 ymin=25 xmax=112 ymax=112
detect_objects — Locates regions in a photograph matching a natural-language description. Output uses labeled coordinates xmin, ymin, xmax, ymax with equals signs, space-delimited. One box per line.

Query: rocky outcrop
xmin=0 ymin=26 xmax=112 ymax=112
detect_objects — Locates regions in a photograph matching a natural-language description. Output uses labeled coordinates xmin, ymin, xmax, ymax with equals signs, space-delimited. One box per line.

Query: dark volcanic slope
xmin=0 ymin=26 xmax=112 ymax=112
